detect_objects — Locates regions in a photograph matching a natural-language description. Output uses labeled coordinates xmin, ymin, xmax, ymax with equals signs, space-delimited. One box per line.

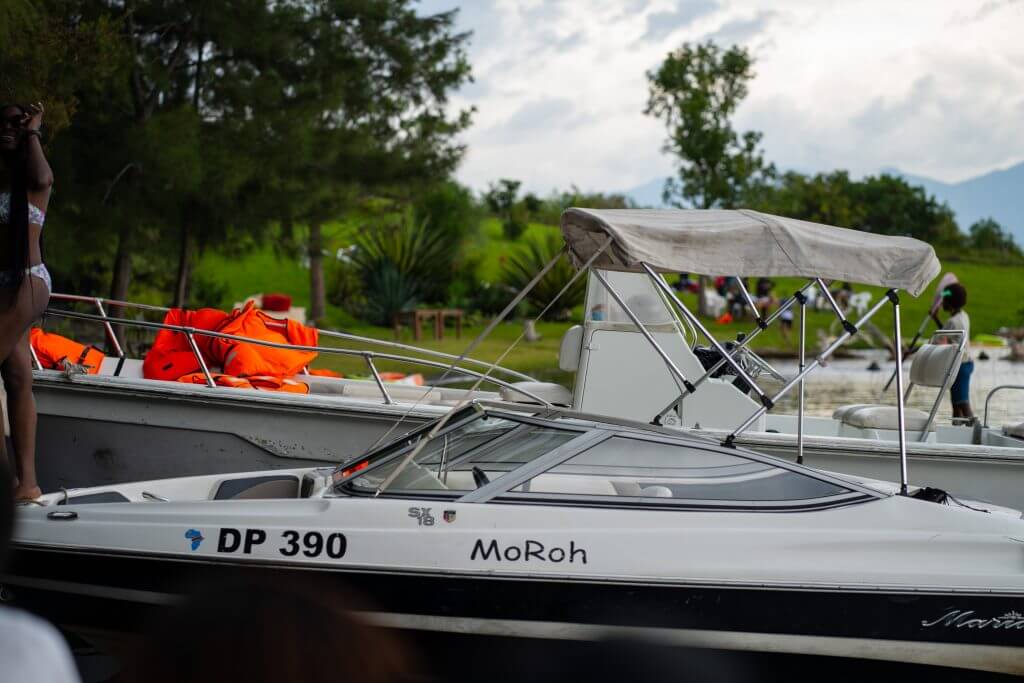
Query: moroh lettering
xmin=470 ymin=538 xmax=587 ymax=564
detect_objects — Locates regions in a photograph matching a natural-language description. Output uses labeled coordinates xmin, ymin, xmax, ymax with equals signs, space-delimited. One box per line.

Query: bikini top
xmin=0 ymin=192 xmax=46 ymax=226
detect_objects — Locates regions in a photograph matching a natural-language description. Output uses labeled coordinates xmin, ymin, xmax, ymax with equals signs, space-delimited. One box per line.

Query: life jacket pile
xmin=143 ymin=302 xmax=319 ymax=394
xmin=30 ymin=328 xmax=105 ymax=374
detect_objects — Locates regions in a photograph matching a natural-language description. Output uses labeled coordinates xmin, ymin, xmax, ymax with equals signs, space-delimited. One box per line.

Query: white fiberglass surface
xmin=585 ymin=269 xmax=680 ymax=329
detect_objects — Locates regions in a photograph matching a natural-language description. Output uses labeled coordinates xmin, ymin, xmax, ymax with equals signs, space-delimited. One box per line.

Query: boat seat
xmin=214 ymin=474 xmax=300 ymax=500
xmin=831 ymin=404 xmax=873 ymax=422
xmin=1004 ymin=423 xmax=1024 ymax=439
xmin=833 ymin=343 xmax=960 ymax=433
xmin=499 ymin=381 xmax=572 ymax=406
xmin=837 ymin=406 xmax=935 ymax=432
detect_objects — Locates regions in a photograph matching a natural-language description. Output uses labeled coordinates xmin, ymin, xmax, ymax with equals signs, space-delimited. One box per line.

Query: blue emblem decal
xmin=185 ymin=528 xmax=205 ymax=551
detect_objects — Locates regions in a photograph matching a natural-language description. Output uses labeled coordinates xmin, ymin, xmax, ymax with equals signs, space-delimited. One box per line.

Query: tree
xmin=645 ymin=42 xmax=775 ymax=211
xmin=237 ymin=1 xmax=473 ymax=324
xmin=969 ymin=217 xmax=1020 ymax=256
xmin=645 ymin=41 xmax=775 ymax=315
xmin=851 ymin=174 xmax=960 ymax=245
xmin=484 ymin=179 xmax=527 ymax=240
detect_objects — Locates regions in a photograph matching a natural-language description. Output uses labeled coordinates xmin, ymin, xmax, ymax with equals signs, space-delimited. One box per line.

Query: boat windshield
xmin=340 ymin=411 xmax=580 ymax=495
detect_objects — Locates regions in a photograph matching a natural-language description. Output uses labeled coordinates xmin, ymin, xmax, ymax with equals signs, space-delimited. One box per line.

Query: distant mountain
xmin=624 ymin=162 xmax=1024 ymax=242
xmin=624 ymin=177 xmax=669 ymax=208
xmin=888 ymin=162 xmax=1024 ymax=243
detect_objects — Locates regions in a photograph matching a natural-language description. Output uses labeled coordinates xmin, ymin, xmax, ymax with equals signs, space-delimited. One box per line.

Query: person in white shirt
xmin=941 ymin=283 xmax=973 ymax=420
xmin=0 ymin=462 xmax=81 ymax=683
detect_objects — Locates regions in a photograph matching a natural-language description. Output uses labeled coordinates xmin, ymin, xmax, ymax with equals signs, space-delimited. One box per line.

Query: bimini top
xmin=561 ymin=208 xmax=941 ymax=296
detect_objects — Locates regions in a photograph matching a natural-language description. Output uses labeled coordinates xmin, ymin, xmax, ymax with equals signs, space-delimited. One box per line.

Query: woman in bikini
xmin=0 ymin=102 xmax=53 ymax=501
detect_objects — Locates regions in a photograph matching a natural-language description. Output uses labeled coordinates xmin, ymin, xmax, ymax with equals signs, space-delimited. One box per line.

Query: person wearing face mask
xmin=0 ymin=102 xmax=53 ymax=502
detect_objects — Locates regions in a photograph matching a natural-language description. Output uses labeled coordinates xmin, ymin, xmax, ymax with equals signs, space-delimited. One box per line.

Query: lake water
xmin=761 ymin=347 xmax=1024 ymax=427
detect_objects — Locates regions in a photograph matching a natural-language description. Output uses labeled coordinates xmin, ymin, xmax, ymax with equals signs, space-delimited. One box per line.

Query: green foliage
xmin=528 ymin=186 xmax=635 ymax=224
xmin=968 ymin=218 xmax=1020 ymax=256
xmin=645 ymin=41 xmax=775 ymax=209
xmin=413 ymin=181 xmax=482 ymax=245
xmin=484 ymin=178 xmax=528 ymax=239
xmin=500 ymin=230 xmax=584 ymax=320
xmin=350 ymin=217 xmax=455 ymax=325
xmin=744 ymin=171 xmax=988 ymax=252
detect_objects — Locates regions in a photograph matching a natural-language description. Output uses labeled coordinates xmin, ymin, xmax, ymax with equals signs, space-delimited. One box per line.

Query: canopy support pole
xmin=796 ymin=290 xmax=808 ymax=465
xmin=815 ymin=279 xmax=858 ymax=335
xmin=889 ymin=291 xmax=910 ymax=495
xmin=654 ymin=280 xmax=817 ymax=424
xmin=641 ymin=264 xmax=771 ymax=408
xmin=724 ymin=294 xmax=891 ymax=447
xmin=735 ymin=278 xmax=767 ymax=329
xmin=593 ymin=270 xmax=695 ymax=397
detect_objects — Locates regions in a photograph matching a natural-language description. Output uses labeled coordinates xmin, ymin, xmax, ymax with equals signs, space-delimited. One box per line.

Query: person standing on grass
xmin=941 ymin=283 xmax=973 ymax=420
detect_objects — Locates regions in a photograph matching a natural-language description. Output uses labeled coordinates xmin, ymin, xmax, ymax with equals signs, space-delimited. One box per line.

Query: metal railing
xmin=38 ymin=294 xmax=548 ymax=406
xmin=984 ymin=385 xmax=1024 ymax=428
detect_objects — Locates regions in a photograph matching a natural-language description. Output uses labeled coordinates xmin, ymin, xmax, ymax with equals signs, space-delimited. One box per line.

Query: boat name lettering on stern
xmin=921 ymin=609 xmax=1024 ymax=630
xmin=470 ymin=539 xmax=587 ymax=564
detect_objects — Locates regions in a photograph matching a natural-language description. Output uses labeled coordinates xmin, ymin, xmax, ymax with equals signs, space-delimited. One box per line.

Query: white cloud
xmin=419 ymin=0 xmax=1024 ymax=192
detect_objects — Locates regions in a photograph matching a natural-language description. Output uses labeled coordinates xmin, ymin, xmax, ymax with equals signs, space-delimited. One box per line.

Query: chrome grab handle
xmin=983 ymin=385 xmax=1024 ymax=428
xmin=46 ymin=292 xmax=533 ymax=382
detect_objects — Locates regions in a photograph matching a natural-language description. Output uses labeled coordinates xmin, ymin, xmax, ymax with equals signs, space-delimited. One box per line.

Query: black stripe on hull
xmin=5 ymin=546 xmax=1024 ymax=674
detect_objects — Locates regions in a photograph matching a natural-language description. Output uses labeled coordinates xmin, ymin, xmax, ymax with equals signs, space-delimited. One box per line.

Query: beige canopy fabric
xmin=560 ymin=208 xmax=941 ymax=297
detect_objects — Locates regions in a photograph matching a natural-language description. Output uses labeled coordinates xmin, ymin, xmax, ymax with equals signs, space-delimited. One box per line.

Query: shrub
xmin=349 ymin=217 xmax=453 ymax=325
xmin=500 ymin=229 xmax=584 ymax=320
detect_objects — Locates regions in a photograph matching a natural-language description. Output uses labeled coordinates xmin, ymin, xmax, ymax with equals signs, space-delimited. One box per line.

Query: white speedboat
xmin=554 ymin=209 xmax=1024 ymax=509
xmin=4 ymin=402 xmax=1024 ymax=675
xmin=30 ymin=295 xmax=568 ymax=490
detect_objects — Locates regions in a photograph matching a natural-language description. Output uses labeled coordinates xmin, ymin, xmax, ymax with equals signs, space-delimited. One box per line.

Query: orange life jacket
xmin=143 ymin=307 xmax=229 ymax=381
xmin=176 ymin=372 xmax=309 ymax=394
xmin=211 ymin=302 xmax=319 ymax=378
xmin=176 ymin=372 xmax=254 ymax=390
xmin=307 ymin=368 xmax=343 ymax=378
xmin=30 ymin=328 xmax=105 ymax=374
xmin=248 ymin=375 xmax=310 ymax=394
xmin=378 ymin=372 xmax=424 ymax=386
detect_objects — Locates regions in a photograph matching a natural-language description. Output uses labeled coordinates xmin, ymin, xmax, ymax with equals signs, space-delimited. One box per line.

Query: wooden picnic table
xmin=393 ymin=308 xmax=463 ymax=341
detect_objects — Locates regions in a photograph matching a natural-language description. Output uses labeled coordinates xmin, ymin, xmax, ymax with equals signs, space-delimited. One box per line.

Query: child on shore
xmin=941 ymin=283 xmax=973 ymax=419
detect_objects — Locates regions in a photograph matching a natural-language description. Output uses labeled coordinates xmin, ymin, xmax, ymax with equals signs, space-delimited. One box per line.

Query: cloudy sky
xmin=417 ymin=0 xmax=1024 ymax=195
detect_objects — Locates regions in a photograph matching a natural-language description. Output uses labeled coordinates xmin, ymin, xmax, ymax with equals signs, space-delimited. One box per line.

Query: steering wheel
xmin=472 ymin=466 xmax=490 ymax=488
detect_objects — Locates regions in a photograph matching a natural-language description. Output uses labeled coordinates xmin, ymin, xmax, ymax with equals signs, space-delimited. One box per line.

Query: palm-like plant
xmin=501 ymin=230 xmax=585 ymax=320
xmin=350 ymin=217 xmax=454 ymax=325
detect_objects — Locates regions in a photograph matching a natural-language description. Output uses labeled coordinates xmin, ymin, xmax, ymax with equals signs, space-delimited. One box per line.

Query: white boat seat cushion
xmin=831 ymin=404 xmax=873 ymax=422
xmin=909 ymin=343 xmax=961 ymax=388
xmin=499 ymin=381 xmax=572 ymax=406
xmin=1004 ymin=423 xmax=1024 ymax=439
xmin=839 ymin=406 xmax=935 ymax=432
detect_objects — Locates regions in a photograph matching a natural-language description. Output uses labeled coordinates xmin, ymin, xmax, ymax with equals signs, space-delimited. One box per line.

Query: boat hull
xmin=31 ymin=375 xmax=435 ymax=490
xmin=4 ymin=544 xmax=1023 ymax=677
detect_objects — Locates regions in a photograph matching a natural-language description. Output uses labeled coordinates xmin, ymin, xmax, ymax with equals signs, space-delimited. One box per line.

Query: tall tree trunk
xmin=308 ymin=220 xmax=325 ymax=324
xmin=108 ymin=223 xmax=133 ymax=349
xmin=173 ymin=223 xmax=193 ymax=308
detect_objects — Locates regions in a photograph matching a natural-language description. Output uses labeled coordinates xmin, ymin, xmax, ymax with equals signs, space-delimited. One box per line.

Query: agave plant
xmin=350 ymin=217 xmax=454 ymax=326
xmin=500 ymin=229 xmax=585 ymax=321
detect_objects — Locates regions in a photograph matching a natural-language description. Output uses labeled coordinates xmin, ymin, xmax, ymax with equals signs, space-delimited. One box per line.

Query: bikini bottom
xmin=0 ymin=264 xmax=52 ymax=293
